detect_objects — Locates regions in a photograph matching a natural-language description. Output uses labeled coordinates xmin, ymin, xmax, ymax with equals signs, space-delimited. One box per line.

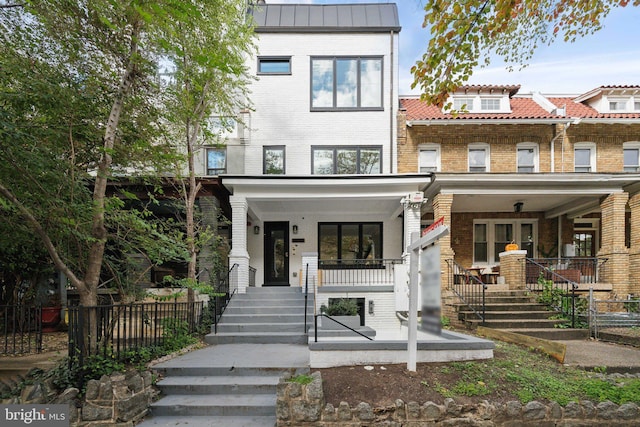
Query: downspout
xmin=389 ymin=30 xmax=395 ymax=173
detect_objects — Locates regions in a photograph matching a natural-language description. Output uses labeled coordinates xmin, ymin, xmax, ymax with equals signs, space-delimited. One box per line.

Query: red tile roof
xmin=547 ymin=97 xmax=640 ymax=119
xmin=401 ymin=97 xmax=556 ymax=121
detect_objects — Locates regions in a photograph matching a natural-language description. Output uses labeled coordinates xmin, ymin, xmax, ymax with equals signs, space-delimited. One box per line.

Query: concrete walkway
xmin=562 ymin=339 xmax=640 ymax=373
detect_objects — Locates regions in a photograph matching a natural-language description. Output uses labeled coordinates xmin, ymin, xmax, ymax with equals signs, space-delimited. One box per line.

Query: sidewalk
xmin=562 ymin=339 xmax=640 ymax=373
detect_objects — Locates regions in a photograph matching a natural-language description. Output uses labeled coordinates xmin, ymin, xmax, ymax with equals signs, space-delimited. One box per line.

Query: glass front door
xmin=264 ymin=222 xmax=289 ymax=286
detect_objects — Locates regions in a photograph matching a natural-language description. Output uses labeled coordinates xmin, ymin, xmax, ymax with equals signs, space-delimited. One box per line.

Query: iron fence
xmin=0 ymin=305 xmax=42 ymax=355
xmin=525 ymin=257 xmax=606 ymax=287
xmin=446 ymin=259 xmax=486 ymax=323
xmin=589 ymin=292 xmax=640 ymax=339
xmin=318 ymin=259 xmax=401 ymax=287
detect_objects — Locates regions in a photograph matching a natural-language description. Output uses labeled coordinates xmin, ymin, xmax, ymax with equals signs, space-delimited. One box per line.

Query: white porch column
xmin=301 ymin=252 xmax=318 ymax=294
xmin=402 ymin=197 xmax=423 ymax=264
xmin=229 ymin=195 xmax=250 ymax=294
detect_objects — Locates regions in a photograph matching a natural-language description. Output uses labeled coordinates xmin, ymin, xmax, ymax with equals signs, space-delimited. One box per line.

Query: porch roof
xmin=423 ymin=173 xmax=640 ymax=219
xmin=221 ymin=174 xmax=432 ymax=221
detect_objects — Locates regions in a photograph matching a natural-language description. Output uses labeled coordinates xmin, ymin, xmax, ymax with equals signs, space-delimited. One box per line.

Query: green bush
xmin=321 ymin=298 xmax=358 ymax=316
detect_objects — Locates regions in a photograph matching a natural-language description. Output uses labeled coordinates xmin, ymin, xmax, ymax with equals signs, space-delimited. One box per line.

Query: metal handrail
xmin=212 ymin=263 xmax=239 ymax=334
xmin=313 ymin=313 xmax=373 ymax=342
xmin=304 ymin=263 xmax=309 ymax=334
xmin=446 ymin=259 xmax=486 ymax=323
xmin=525 ymin=258 xmax=578 ymax=326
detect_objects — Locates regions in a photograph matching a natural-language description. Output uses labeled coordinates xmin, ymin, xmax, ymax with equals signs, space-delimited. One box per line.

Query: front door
xmin=264 ymin=221 xmax=289 ymax=286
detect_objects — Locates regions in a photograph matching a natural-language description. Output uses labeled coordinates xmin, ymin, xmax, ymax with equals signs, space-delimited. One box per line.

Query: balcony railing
xmin=525 ymin=257 xmax=607 ymax=287
xmin=318 ymin=259 xmax=401 ymax=287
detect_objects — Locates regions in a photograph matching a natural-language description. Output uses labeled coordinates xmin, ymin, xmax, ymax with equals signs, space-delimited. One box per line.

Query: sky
xmin=270 ymin=0 xmax=640 ymax=96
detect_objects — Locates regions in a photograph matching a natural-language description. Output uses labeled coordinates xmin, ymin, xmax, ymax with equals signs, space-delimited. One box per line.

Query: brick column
xmin=229 ymin=195 xmax=250 ymax=294
xmin=598 ymin=193 xmax=630 ymax=296
xmin=432 ymin=193 xmax=455 ymax=288
xmin=629 ymin=193 xmax=640 ymax=297
xmin=499 ymin=250 xmax=527 ymax=290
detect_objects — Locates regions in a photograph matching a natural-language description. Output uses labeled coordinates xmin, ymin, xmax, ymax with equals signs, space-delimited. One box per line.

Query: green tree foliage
xmin=412 ymin=0 xmax=640 ymax=106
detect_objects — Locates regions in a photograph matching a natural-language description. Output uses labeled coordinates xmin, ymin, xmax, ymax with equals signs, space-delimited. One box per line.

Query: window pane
xmin=419 ymin=149 xmax=437 ymax=172
xmin=359 ymin=148 xmax=381 ymax=174
xmin=313 ymin=149 xmax=334 ymax=174
xmin=362 ymin=224 xmax=381 ymax=260
xmin=517 ymin=148 xmax=535 ymax=173
xmin=481 ymin=98 xmax=500 ymax=110
xmin=258 ymin=58 xmax=290 ymax=74
xmin=494 ymin=224 xmax=513 ymax=262
xmin=207 ymin=149 xmax=226 ymax=175
xmin=336 ymin=149 xmax=357 ymax=174
xmin=474 ymin=224 xmax=487 ymax=263
xmin=469 ymin=148 xmax=486 ymax=172
xmin=360 ymin=59 xmax=382 ymax=108
xmin=520 ymin=223 xmax=534 ymax=258
xmin=311 ymin=59 xmax=334 ymax=108
xmin=453 ymin=98 xmax=473 ymax=110
xmin=624 ymin=148 xmax=639 ymax=172
xmin=319 ymin=224 xmax=339 ymax=260
xmin=341 ymin=224 xmax=360 ymax=260
xmin=264 ymin=147 xmax=285 ymax=174
xmin=336 ymin=59 xmax=358 ymax=108
xmin=574 ymin=148 xmax=591 ymax=171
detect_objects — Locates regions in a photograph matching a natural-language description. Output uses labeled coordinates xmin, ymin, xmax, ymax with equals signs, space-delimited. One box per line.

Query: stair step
xmin=468 ymin=318 xmax=568 ymax=329
xmin=482 ymin=296 xmax=538 ymax=304
xmin=462 ymin=303 xmax=547 ymax=312
xmin=229 ymin=297 xmax=311 ymax=306
xmin=150 ymin=394 xmax=276 ymax=417
xmin=205 ymin=332 xmax=307 ymax=345
xmin=153 ymin=365 xmax=296 ymax=378
xmin=224 ymin=306 xmax=313 ymax=315
xmin=246 ymin=287 xmax=301 ymax=294
xmin=502 ymin=328 xmax=590 ymax=341
xmin=137 ymin=415 xmax=276 ymax=427
xmin=217 ymin=322 xmax=310 ymax=333
xmin=460 ymin=310 xmax=560 ymax=320
xmin=156 ymin=375 xmax=280 ymax=395
xmin=219 ymin=313 xmax=308 ymax=323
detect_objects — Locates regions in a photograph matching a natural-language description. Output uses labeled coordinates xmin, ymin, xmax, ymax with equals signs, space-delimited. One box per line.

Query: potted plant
xmin=41 ymin=291 xmax=62 ymax=332
xmin=320 ymin=298 xmax=360 ymax=330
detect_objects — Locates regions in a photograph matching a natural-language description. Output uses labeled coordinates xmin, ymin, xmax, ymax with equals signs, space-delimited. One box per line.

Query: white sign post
xmin=406 ymin=221 xmax=449 ymax=372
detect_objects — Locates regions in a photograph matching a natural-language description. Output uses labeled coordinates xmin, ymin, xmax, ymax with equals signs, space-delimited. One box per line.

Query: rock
xmin=82 ymin=402 xmax=113 ymax=421
xmin=322 ymin=403 xmax=336 ymax=422
xmin=617 ymin=402 xmax=639 ymax=420
xmin=549 ymin=401 xmax=563 ymax=419
xmin=337 ymin=401 xmax=352 ymax=421
xmin=596 ymin=400 xmax=618 ymax=420
xmin=523 ymin=400 xmax=547 ymax=420
xmin=445 ymin=397 xmax=462 ymax=416
xmin=52 ymin=387 xmax=79 ymax=404
xmin=505 ymin=400 xmax=522 ymax=418
xmin=306 ymin=375 xmax=323 ymax=401
xmin=407 ymin=401 xmax=420 ymax=419
xmin=580 ymin=400 xmax=596 ymax=418
xmin=356 ymin=402 xmax=374 ymax=421
xmin=276 ymin=399 xmax=290 ymax=421
xmin=422 ymin=401 xmax=443 ymax=421
xmin=564 ymin=401 xmax=584 ymax=419
xmin=85 ymin=379 xmax=101 ymax=400
xmin=116 ymin=392 xmax=150 ymax=422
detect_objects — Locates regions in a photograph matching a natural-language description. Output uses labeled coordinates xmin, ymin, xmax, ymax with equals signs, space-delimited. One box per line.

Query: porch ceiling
xmin=423 ymin=173 xmax=640 ymax=218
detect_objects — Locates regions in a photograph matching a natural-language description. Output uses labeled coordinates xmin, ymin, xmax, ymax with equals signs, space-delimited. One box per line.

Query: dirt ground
xmin=318 ymin=327 xmax=640 ymax=408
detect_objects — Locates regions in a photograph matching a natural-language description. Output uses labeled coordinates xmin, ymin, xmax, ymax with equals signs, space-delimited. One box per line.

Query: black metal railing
xmin=68 ymin=300 xmax=204 ymax=362
xmin=212 ymin=263 xmax=239 ymax=334
xmin=313 ymin=314 xmax=373 ymax=342
xmin=446 ymin=259 xmax=486 ymax=323
xmin=525 ymin=258 xmax=578 ymax=326
xmin=249 ymin=266 xmax=256 ymax=288
xmin=1 ymin=305 xmax=42 ymax=355
xmin=318 ymin=259 xmax=401 ymax=286
xmin=525 ymin=257 xmax=607 ymax=286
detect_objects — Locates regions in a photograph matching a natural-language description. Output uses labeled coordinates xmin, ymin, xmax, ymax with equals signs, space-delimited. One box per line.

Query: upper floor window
xmin=635 ymin=101 xmax=640 ymax=111
xmin=480 ymin=98 xmax=500 ymax=111
xmin=312 ymin=146 xmax=381 ymax=175
xmin=447 ymin=95 xmax=510 ymax=113
xmin=453 ymin=97 xmax=474 ymax=111
xmin=419 ymin=144 xmax=440 ymax=172
xmin=608 ymin=98 xmax=627 ymax=111
xmin=258 ymin=57 xmax=291 ymax=75
xmin=517 ymin=143 xmax=538 ymax=173
xmin=207 ymin=116 xmax=237 ymax=139
xmin=311 ymin=57 xmax=383 ymax=110
xmin=206 ymin=148 xmax=226 ymax=175
xmin=264 ymin=146 xmax=285 ymax=174
xmin=574 ymin=142 xmax=596 ymax=172
xmin=468 ymin=143 xmax=490 ymax=173
xmin=623 ymin=142 xmax=640 ymax=172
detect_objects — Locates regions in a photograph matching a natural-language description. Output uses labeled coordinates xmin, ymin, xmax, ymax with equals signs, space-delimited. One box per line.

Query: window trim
xmin=516 ymin=142 xmax=539 ymax=173
xmin=473 ymin=219 xmax=538 ymax=265
xmin=257 ymin=56 xmax=292 ymax=75
xmin=623 ymin=141 xmax=640 ymax=172
xmin=607 ymin=97 xmax=628 ymax=112
xmin=318 ymin=222 xmax=383 ymax=262
xmin=206 ymin=147 xmax=227 ymax=176
xmin=311 ymin=146 xmax=383 ymax=175
xmin=418 ymin=143 xmax=441 ymax=172
xmin=574 ymin=142 xmax=596 ymax=172
xmin=468 ymin=143 xmax=490 ymax=173
xmin=263 ymin=145 xmax=286 ymax=175
xmin=310 ymin=56 xmax=384 ymax=111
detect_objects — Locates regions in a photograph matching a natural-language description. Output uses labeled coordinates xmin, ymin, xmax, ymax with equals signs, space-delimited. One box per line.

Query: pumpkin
xmin=505 ymin=243 xmax=519 ymax=251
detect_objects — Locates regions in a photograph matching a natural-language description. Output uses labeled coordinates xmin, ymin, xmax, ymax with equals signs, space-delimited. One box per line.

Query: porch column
xmin=598 ymin=192 xmax=630 ymax=295
xmin=499 ymin=250 xmax=527 ymax=290
xmin=301 ymin=252 xmax=318 ymax=294
xmin=629 ymin=193 xmax=640 ymax=297
xmin=432 ymin=193 xmax=455 ymax=287
xmin=402 ymin=197 xmax=422 ymax=262
xmin=229 ymin=195 xmax=250 ymax=294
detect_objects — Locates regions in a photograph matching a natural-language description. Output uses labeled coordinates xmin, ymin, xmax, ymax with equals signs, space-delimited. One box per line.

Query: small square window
xmin=624 ymin=148 xmax=640 ymax=172
xmin=481 ymin=98 xmax=500 ymax=111
xmin=258 ymin=57 xmax=291 ymax=74
xmin=609 ymin=100 xmax=627 ymax=111
xmin=264 ymin=146 xmax=285 ymax=174
xmin=206 ymin=148 xmax=226 ymax=175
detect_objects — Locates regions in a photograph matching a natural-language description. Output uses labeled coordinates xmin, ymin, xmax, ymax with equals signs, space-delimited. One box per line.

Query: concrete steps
xmin=140 ymin=288 xmax=310 ymax=427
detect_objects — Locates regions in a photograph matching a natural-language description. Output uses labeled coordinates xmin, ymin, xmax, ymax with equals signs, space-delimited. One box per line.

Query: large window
xmin=258 ymin=57 xmax=291 ymax=75
xmin=264 ymin=146 xmax=285 ymax=174
xmin=517 ymin=143 xmax=538 ymax=173
xmin=468 ymin=143 xmax=489 ymax=172
xmin=480 ymin=98 xmax=500 ymax=111
xmin=312 ymin=146 xmax=381 ymax=175
xmin=574 ymin=142 xmax=596 ymax=172
xmin=623 ymin=142 xmax=640 ymax=172
xmin=319 ymin=223 xmax=382 ymax=262
xmin=206 ymin=148 xmax=226 ymax=175
xmin=311 ymin=57 xmax=383 ymax=110
xmin=473 ymin=220 xmax=537 ymax=264
xmin=419 ymin=144 xmax=440 ymax=172
xmin=453 ymin=97 xmax=474 ymax=111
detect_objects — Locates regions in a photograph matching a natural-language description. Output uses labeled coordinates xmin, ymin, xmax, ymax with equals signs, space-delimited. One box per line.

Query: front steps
xmin=141 ymin=287 xmax=311 ymax=427
xmin=456 ymin=289 xmax=588 ymax=341
xmin=205 ymin=287 xmax=313 ymax=345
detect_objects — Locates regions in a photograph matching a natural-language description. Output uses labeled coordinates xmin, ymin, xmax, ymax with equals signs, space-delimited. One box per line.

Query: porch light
xmin=368 ymin=300 xmax=374 ymax=314
xmin=292 ymin=224 xmax=298 ymax=234
xmin=254 ymin=225 xmax=260 ymax=235
xmin=513 ymin=202 xmax=523 ymax=213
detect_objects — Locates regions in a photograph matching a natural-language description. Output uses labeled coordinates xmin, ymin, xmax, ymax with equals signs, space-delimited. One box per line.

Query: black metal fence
xmin=525 ymin=257 xmax=606 ymax=287
xmin=446 ymin=259 xmax=486 ymax=323
xmin=67 ymin=300 xmax=204 ymax=363
xmin=318 ymin=259 xmax=401 ymax=287
xmin=1 ymin=305 xmax=42 ymax=355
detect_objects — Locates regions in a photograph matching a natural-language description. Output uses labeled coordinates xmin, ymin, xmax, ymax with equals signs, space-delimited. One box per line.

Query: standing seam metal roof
xmin=249 ymin=3 xmax=401 ymax=32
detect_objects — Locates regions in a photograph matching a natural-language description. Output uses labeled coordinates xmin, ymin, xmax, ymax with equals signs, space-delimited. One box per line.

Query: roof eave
xmin=406 ymin=118 xmax=572 ymax=126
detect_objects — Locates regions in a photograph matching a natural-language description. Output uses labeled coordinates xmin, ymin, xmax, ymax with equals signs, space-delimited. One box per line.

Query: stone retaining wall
xmin=276 ymin=371 xmax=640 ymax=426
xmin=1 ymin=369 xmax=157 ymax=426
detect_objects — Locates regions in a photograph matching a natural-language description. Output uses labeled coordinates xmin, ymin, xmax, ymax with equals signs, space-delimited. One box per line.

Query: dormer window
xmin=453 ymin=97 xmax=474 ymax=111
xmin=480 ymin=98 xmax=500 ymax=111
xmin=609 ymin=98 xmax=627 ymax=111
xmin=447 ymin=95 xmax=510 ymax=113
xmin=635 ymin=101 xmax=640 ymax=111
